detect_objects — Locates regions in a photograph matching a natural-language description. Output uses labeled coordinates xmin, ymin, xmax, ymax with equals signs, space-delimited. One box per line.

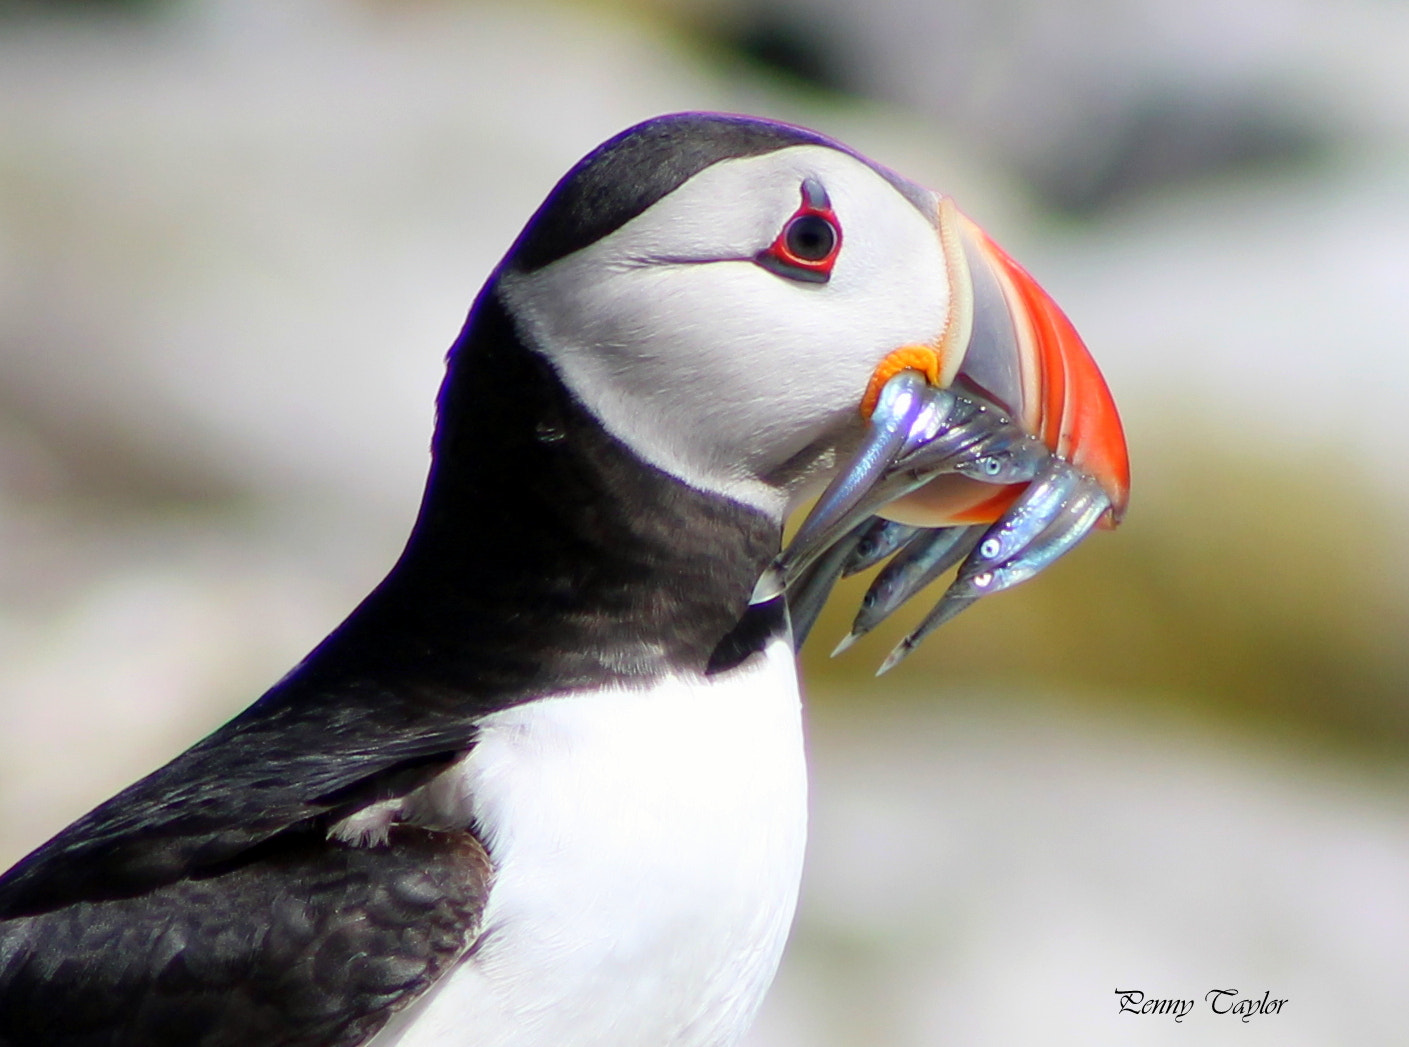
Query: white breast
xmin=368 ymin=637 xmax=809 ymax=1047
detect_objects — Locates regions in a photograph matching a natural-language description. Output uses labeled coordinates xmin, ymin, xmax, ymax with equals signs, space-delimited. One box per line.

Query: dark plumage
xmin=0 ymin=115 xmax=796 ymax=1043
xmin=0 ymin=288 xmax=783 ymax=1044
xmin=0 ymin=109 xmax=1128 ymax=1047
xmin=0 ymin=829 xmax=488 ymax=1046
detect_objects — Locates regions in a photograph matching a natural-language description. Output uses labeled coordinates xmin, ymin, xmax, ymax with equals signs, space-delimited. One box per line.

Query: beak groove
xmin=961 ymin=217 xmax=1130 ymax=523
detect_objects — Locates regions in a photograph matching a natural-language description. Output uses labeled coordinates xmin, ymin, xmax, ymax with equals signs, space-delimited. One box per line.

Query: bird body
xmin=0 ymin=270 xmax=792 ymax=1045
xmin=368 ymin=638 xmax=805 ymax=1047
xmin=0 ymin=112 xmax=1126 ymax=1046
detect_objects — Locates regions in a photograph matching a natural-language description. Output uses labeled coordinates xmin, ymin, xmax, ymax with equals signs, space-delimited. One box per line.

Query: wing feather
xmin=0 ymin=827 xmax=490 ymax=1047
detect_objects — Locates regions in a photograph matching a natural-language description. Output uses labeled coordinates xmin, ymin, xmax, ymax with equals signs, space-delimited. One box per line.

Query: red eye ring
xmin=758 ymin=178 xmax=842 ymax=283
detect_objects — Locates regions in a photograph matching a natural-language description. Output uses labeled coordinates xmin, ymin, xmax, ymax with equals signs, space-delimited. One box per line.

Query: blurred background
xmin=1 ymin=0 xmax=1407 ymax=1042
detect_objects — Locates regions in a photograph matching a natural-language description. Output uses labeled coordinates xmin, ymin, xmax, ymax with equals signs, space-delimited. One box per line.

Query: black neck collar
xmin=286 ymin=287 xmax=787 ymax=718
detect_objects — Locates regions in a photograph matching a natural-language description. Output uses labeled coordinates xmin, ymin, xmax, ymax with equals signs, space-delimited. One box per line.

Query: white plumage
xmin=499 ymin=145 xmax=950 ymax=519
xmin=0 ymin=112 xmax=1126 ymax=1047
xmin=369 ymin=637 xmax=808 ymax=1047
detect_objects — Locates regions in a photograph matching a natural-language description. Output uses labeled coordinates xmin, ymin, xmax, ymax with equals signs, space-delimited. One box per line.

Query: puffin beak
xmin=954 ymin=209 xmax=1130 ymax=521
xmin=757 ymin=200 xmax=1130 ymax=671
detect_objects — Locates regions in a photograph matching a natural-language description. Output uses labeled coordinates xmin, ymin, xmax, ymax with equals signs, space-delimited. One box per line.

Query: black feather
xmin=0 ymin=116 xmax=797 ymax=1044
xmin=0 ymin=828 xmax=489 ymax=1047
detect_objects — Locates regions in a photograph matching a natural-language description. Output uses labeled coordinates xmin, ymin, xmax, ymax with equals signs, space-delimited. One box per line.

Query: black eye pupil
xmin=785 ymin=214 xmax=835 ymax=261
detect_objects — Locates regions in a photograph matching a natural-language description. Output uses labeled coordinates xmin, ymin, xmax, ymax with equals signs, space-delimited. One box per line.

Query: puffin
xmin=0 ymin=113 xmax=1128 ymax=1047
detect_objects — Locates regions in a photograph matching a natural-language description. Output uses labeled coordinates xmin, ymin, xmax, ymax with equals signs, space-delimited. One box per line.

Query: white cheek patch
xmin=499 ymin=146 xmax=950 ymax=518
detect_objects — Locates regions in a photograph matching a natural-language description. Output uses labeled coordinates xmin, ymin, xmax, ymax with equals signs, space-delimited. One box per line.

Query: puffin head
xmin=468 ymin=113 xmax=1128 ymax=664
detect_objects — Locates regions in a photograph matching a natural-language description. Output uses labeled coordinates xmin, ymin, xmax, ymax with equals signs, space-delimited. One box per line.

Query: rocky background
xmin=2 ymin=1 xmax=1408 ymax=1043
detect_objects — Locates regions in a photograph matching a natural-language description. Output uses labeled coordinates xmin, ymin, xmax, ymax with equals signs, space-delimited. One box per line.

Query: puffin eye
xmin=757 ymin=178 xmax=842 ymax=284
xmin=784 ymin=214 xmax=836 ymax=262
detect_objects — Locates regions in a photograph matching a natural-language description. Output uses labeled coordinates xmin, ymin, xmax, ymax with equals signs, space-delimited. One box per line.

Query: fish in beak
xmin=756 ymin=200 xmax=1130 ymax=672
